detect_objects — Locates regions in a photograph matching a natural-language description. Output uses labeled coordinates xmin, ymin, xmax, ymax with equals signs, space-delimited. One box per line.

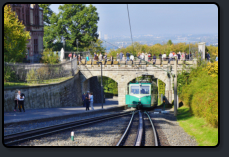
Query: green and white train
xmin=125 ymin=82 xmax=157 ymax=109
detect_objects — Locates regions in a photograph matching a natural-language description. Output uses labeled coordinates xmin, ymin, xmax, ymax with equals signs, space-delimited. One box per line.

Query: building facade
xmin=10 ymin=4 xmax=44 ymax=61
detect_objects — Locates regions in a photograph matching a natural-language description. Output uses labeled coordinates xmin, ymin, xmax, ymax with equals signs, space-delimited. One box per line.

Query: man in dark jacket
xmin=126 ymin=52 xmax=130 ymax=61
xmin=85 ymin=91 xmax=90 ymax=111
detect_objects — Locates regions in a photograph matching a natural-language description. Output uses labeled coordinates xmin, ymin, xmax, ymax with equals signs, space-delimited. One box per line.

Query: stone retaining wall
xmin=4 ymin=73 xmax=83 ymax=112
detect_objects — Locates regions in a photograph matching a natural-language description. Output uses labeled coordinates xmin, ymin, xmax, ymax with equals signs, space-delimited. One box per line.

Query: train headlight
xmin=139 ymin=99 xmax=141 ymax=101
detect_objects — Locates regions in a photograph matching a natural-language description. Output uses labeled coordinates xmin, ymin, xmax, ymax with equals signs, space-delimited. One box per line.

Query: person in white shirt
xmin=17 ymin=90 xmax=25 ymax=112
xmin=89 ymin=92 xmax=94 ymax=110
xmin=169 ymin=52 xmax=173 ymax=63
xmin=162 ymin=53 xmax=167 ymax=61
xmin=130 ymin=55 xmax=134 ymax=61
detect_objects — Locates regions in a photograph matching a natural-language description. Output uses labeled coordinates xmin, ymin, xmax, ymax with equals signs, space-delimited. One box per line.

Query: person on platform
xmin=145 ymin=52 xmax=148 ymax=62
xmin=89 ymin=92 xmax=94 ymax=110
xmin=85 ymin=91 xmax=90 ymax=111
xmin=169 ymin=52 xmax=173 ymax=63
xmin=82 ymin=92 xmax=86 ymax=107
xmin=17 ymin=90 xmax=25 ymax=112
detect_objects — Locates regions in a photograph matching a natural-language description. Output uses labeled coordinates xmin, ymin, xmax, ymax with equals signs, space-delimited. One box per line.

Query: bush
xmin=26 ymin=69 xmax=38 ymax=83
xmin=178 ymin=63 xmax=218 ymax=127
xmin=41 ymin=49 xmax=59 ymax=64
xmin=4 ymin=65 xmax=17 ymax=82
xmin=37 ymin=66 xmax=49 ymax=83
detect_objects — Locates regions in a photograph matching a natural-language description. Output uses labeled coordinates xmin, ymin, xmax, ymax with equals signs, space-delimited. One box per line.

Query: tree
xmin=44 ymin=4 xmax=99 ymax=51
xmin=4 ymin=5 xmax=30 ymax=63
xmin=38 ymin=4 xmax=53 ymax=26
xmin=40 ymin=49 xmax=59 ymax=64
xmin=86 ymin=39 xmax=106 ymax=55
xmin=167 ymin=39 xmax=173 ymax=45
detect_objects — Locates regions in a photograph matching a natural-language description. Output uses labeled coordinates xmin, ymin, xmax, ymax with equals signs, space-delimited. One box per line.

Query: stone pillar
xmin=198 ymin=42 xmax=206 ymax=60
xmin=118 ymin=81 xmax=128 ymax=105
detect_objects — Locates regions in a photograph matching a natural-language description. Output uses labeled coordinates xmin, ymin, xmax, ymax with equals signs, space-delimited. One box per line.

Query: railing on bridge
xmin=4 ymin=57 xmax=78 ymax=85
xmin=77 ymin=57 xmax=195 ymax=66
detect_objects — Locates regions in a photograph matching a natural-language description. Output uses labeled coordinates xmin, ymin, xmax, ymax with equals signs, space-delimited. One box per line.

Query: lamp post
xmin=97 ymin=61 xmax=103 ymax=109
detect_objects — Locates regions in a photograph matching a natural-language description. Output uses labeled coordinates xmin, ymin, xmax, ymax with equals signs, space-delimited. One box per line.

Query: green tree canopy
xmin=167 ymin=39 xmax=173 ymax=45
xmin=38 ymin=4 xmax=53 ymax=26
xmin=4 ymin=5 xmax=30 ymax=63
xmin=43 ymin=4 xmax=99 ymax=51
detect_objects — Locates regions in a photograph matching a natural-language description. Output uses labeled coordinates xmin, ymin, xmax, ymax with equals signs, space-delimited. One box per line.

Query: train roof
xmin=129 ymin=83 xmax=151 ymax=85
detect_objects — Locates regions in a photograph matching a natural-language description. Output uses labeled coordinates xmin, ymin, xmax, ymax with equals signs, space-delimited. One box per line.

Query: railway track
xmin=116 ymin=110 xmax=158 ymax=146
xmin=4 ymin=111 xmax=133 ymax=146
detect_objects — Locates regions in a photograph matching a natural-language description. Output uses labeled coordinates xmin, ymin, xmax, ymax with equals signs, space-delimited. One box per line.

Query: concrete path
xmin=4 ymin=98 xmax=121 ymax=124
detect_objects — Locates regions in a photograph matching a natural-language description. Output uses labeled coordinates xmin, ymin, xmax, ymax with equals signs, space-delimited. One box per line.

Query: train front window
xmin=130 ymin=86 xmax=139 ymax=94
xmin=140 ymin=86 xmax=150 ymax=94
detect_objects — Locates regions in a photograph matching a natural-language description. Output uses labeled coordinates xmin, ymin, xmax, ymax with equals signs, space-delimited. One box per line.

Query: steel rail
xmin=135 ymin=110 xmax=143 ymax=146
xmin=144 ymin=111 xmax=158 ymax=146
xmin=4 ymin=111 xmax=132 ymax=146
xmin=116 ymin=111 xmax=136 ymax=146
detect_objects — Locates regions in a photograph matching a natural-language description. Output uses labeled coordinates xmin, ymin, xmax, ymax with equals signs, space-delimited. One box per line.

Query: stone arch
xmin=125 ymin=71 xmax=168 ymax=85
xmin=80 ymin=70 xmax=119 ymax=83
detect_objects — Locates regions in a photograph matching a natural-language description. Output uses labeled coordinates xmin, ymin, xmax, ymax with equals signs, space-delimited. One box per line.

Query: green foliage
xmin=41 ymin=49 xmax=59 ymax=64
xmin=86 ymin=39 xmax=106 ymax=55
xmin=158 ymin=79 xmax=165 ymax=105
xmin=26 ymin=69 xmax=38 ymax=83
xmin=4 ymin=65 xmax=17 ymax=82
xmin=37 ymin=67 xmax=49 ymax=82
xmin=38 ymin=4 xmax=53 ymax=26
xmin=4 ymin=5 xmax=30 ymax=63
xmin=167 ymin=39 xmax=173 ymax=45
xmin=178 ymin=63 xmax=218 ymax=127
xmin=43 ymin=4 xmax=99 ymax=51
xmin=98 ymin=76 xmax=118 ymax=96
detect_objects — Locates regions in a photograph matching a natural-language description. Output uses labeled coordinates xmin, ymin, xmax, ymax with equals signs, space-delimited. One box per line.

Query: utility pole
xmin=174 ymin=56 xmax=178 ymax=116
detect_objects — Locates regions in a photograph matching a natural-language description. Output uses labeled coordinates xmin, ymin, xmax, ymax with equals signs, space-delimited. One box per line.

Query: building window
xmin=34 ymin=39 xmax=38 ymax=54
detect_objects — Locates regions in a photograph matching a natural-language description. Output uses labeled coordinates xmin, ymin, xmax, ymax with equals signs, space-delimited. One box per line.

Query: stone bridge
xmin=78 ymin=60 xmax=196 ymax=105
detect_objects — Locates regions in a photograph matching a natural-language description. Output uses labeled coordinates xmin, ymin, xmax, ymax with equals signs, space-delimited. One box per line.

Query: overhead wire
xmin=127 ymin=4 xmax=135 ymax=53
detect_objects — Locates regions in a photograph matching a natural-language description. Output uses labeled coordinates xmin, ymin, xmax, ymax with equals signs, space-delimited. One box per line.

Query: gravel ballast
xmin=148 ymin=111 xmax=197 ymax=146
xmin=15 ymin=114 xmax=132 ymax=146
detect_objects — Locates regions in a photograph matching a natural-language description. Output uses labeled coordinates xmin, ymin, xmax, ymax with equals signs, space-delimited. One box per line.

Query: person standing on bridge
xmin=99 ymin=53 xmax=103 ymax=61
xmin=162 ymin=52 xmax=167 ymax=61
xmin=117 ymin=53 xmax=120 ymax=61
xmin=148 ymin=52 xmax=151 ymax=61
xmin=145 ymin=52 xmax=148 ymax=62
xmin=126 ymin=52 xmax=130 ymax=61
xmin=119 ymin=52 xmax=123 ymax=61
xmin=153 ymin=54 xmax=156 ymax=65
xmin=169 ymin=52 xmax=173 ymax=63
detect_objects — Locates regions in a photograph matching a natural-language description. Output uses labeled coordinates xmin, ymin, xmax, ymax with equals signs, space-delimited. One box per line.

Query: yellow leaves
xmin=205 ymin=61 xmax=218 ymax=77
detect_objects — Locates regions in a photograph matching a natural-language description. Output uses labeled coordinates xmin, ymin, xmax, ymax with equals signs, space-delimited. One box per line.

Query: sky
xmin=50 ymin=4 xmax=218 ymax=36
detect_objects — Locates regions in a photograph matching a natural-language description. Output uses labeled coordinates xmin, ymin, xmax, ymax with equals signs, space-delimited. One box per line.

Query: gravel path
xmin=4 ymin=109 xmax=133 ymax=136
xmin=148 ymin=112 xmax=197 ymax=146
xmin=123 ymin=113 xmax=139 ymax=146
xmin=13 ymin=114 xmax=132 ymax=146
